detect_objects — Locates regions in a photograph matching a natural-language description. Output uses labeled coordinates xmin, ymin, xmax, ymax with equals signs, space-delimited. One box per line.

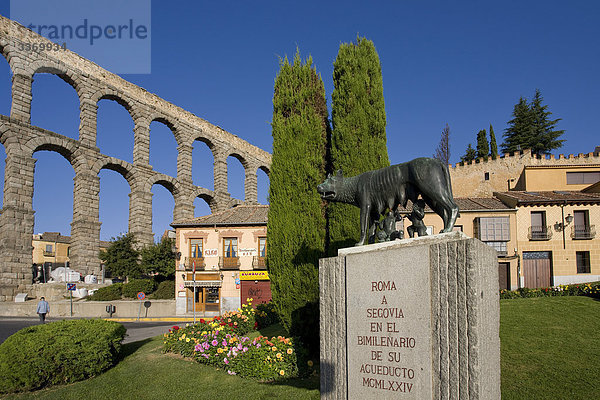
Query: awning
xmin=184 ymin=280 xmax=222 ymax=288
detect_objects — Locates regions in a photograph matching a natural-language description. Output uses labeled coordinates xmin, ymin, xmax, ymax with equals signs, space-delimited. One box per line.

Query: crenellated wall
xmin=0 ymin=16 xmax=271 ymax=300
xmin=449 ymin=150 xmax=600 ymax=197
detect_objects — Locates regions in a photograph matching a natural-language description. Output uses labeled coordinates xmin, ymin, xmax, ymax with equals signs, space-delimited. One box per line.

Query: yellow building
xmin=32 ymin=232 xmax=110 ymax=282
xmin=494 ymin=191 xmax=600 ymax=287
xmin=405 ymin=198 xmax=519 ymax=290
xmin=171 ymin=205 xmax=270 ymax=316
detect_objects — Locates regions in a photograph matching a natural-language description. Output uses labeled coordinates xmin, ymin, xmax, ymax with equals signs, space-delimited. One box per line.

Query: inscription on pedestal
xmin=346 ymin=245 xmax=432 ymax=399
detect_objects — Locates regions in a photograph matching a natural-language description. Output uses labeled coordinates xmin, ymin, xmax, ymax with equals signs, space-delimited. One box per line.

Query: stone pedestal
xmin=319 ymin=232 xmax=500 ymax=400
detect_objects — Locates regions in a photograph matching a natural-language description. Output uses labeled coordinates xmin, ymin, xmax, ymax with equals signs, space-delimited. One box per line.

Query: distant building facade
xmin=32 ymin=232 xmax=110 ymax=282
xmin=171 ymin=205 xmax=270 ymax=316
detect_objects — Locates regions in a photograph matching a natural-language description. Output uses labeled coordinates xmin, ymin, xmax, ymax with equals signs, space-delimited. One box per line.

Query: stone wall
xmin=450 ymin=150 xmax=600 ymax=197
xmin=0 ymin=16 xmax=271 ymax=301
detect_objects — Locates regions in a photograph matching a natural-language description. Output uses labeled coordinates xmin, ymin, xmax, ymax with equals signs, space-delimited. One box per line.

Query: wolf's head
xmin=317 ymin=169 xmax=345 ymax=201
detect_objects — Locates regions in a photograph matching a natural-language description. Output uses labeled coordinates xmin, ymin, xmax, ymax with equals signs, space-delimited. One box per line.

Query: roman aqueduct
xmin=0 ymin=16 xmax=271 ymax=300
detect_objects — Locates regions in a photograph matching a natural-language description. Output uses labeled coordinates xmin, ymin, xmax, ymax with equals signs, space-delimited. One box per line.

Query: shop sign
xmin=240 ymin=271 xmax=269 ymax=281
xmin=204 ymin=248 xmax=218 ymax=257
xmin=240 ymin=248 xmax=257 ymax=257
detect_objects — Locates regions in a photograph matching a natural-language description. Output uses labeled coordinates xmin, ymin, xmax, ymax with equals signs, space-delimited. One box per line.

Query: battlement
xmin=450 ymin=148 xmax=600 ymax=170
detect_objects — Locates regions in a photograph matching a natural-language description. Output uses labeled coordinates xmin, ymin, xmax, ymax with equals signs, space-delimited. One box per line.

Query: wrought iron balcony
xmin=219 ymin=256 xmax=240 ymax=270
xmin=252 ymin=256 xmax=267 ymax=269
xmin=185 ymin=257 xmax=206 ymax=271
xmin=42 ymin=251 xmax=55 ymax=257
xmin=528 ymin=226 xmax=552 ymax=241
xmin=571 ymin=225 xmax=596 ymax=240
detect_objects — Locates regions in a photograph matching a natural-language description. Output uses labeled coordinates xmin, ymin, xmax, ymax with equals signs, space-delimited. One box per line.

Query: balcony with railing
xmin=185 ymin=257 xmax=206 ymax=271
xmin=571 ymin=225 xmax=596 ymax=240
xmin=252 ymin=256 xmax=267 ymax=269
xmin=219 ymin=256 xmax=240 ymax=270
xmin=528 ymin=226 xmax=552 ymax=241
xmin=42 ymin=250 xmax=55 ymax=257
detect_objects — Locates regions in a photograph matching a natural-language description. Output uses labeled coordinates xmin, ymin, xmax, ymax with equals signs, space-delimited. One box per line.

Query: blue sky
xmin=0 ymin=1 xmax=599 ymax=242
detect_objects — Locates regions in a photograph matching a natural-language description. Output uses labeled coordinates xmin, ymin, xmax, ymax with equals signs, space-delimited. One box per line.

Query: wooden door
xmin=523 ymin=252 xmax=552 ymax=288
xmin=498 ymin=262 xmax=510 ymax=290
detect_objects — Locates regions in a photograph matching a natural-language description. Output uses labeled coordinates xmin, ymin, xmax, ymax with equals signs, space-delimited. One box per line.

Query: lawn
xmin=3 ymin=323 xmax=319 ymax=400
xmin=500 ymin=296 xmax=600 ymax=399
xmin=3 ymin=297 xmax=598 ymax=399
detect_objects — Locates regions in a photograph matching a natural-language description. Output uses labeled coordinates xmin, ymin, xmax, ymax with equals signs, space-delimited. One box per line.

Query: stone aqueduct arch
xmin=0 ymin=17 xmax=271 ymax=300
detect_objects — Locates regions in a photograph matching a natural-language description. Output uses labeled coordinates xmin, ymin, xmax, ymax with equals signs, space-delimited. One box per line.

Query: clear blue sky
xmin=0 ymin=0 xmax=599 ymax=242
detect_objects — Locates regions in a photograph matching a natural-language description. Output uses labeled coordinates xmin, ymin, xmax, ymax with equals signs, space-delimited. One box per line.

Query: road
xmin=0 ymin=317 xmax=185 ymax=344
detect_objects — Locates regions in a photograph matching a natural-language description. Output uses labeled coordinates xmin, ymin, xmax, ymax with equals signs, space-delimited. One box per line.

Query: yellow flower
xmin=287 ymin=348 xmax=293 ymax=355
xmin=276 ymin=353 xmax=282 ymax=359
xmin=186 ymin=338 xmax=190 ymax=342
xmin=202 ymin=331 xmax=207 ymax=335
xmin=307 ymin=360 xmax=314 ymax=367
xmin=217 ymin=348 xmax=223 ymax=354
xmin=179 ymin=337 xmax=183 ymax=341
xmin=272 ymin=346 xmax=277 ymax=351
xmin=279 ymin=370 xmax=285 ymax=376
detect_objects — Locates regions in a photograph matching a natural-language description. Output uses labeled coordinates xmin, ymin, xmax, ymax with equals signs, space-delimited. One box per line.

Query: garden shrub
xmin=0 ymin=319 xmax=126 ymax=393
xmin=89 ymin=283 xmax=123 ymax=301
xmin=150 ymin=280 xmax=174 ymax=299
xmin=500 ymin=282 xmax=600 ymax=299
xmin=162 ymin=301 xmax=307 ymax=381
xmin=255 ymin=302 xmax=279 ymax=329
xmin=122 ymin=279 xmax=156 ymax=298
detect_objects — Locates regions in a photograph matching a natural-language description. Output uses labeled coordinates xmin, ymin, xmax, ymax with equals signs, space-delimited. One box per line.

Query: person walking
xmin=36 ymin=297 xmax=49 ymax=323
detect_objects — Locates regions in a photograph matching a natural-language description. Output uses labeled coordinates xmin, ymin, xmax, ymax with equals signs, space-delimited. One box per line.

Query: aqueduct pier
xmin=0 ymin=16 xmax=271 ymax=300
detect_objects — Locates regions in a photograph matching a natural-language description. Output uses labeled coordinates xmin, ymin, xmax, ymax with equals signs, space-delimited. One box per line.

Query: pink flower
xmin=224 ymin=358 xmax=229 ymax=364
xmin=242 ymin=347 xmax=248 ymax=352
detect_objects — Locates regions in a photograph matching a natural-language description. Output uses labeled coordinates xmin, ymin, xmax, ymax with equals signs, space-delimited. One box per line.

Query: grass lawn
xmin=3 ymin=297 xmax=598 ymax=399
xmin=500 ymin=296 xmax=600 ymax=399
xmin=3 ymin=323 xmax=319 ymax=400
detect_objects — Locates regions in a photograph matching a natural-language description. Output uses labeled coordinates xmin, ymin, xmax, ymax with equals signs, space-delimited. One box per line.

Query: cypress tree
xmin=267 ymin=51 xmax=328 ymax=338
xmin=489 ymin=124 xmax=498 ymax=159
xmin=476 ymin=129 xmax=489 ymax=160
xmin=328 ymin=36 xmax=389 ymax=253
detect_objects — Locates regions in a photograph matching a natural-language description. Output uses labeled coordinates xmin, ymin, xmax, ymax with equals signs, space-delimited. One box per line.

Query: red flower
xmin=254 ymin=322 xmax=258 ymax=328
xmin=229 ymin=323 xmax=233 ymax=327
xmin=199 ymin=319 xmax=205 ymax=324
xmin=172 ymin=326 xmax=180 ymax=331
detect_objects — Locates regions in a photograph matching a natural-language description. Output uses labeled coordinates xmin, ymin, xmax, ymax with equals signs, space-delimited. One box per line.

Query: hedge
xmin=150 ymin=280 xmax=174 ymax=299
xmin=0 ymin=319 xmax=126 ymax=393
xmin=88 ymin=282 xmax=123 ymax=301
xmin=122 ymin=279 xmax=156 ymax=298
xmin=500 ymin=282 xmax=600 ymax=299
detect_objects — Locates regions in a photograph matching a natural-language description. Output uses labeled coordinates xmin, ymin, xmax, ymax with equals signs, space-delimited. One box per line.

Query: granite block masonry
xmin=319 ymin=231 xmax=500 ymax=400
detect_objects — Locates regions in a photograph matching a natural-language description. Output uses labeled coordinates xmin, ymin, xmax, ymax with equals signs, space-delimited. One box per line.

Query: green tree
xmin=460 ymin=143 xmax=477 ymax=163
xmin=433 ymin=123 xmax=451 ymax=166
xmin=267 ymin=50 xmax=328 ymax=338
xmin=140 ymin=237 xmax=175 ymax=279
xmin=529 ymin=89 xmax=565 ymax=154
xmin=501 ymin=90 xmax=565 ymax=154
xmin=476 ymin=129 xmax=489 ymax=160
xmin=489 ymin=124 xmax=498 ymax=159
xmin=99 ymin=233 xmax=142 ymax=280
xmin=328 ymin=36 xmax=389 ymax=253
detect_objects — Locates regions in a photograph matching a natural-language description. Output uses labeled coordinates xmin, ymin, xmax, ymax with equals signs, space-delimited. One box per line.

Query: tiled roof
xmin=396 ymin=197 xmax=512 ymax=213
xmin=172 ymin=205 xmax=269 ymax=227
xmin=494 ymin=191 xmax=600 ymax=207
xmin=38 ymin=232 xmax=71 ymax=244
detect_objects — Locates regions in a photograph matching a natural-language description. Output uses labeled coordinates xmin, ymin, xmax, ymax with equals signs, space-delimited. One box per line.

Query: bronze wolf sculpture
xmin=317 ymin=157 xmax=459 ymax=245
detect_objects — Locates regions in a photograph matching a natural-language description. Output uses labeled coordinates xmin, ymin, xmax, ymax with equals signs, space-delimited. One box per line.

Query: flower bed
xmin=162 ymin=300 xmax=304 ymax=381
xmin=500 ymin=282 xmax=600 ymax=299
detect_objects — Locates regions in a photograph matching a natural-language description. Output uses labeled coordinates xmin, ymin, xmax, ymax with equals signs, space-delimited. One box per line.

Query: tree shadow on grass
xmin=268 ymin=372 xmax=320 ymax=391
xmin=118 ymin=338 xmax=152 ymax=360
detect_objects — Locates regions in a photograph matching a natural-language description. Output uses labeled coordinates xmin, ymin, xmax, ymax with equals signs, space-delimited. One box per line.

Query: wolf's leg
xmin=357 ymin=204 xmax=371 ymax=245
